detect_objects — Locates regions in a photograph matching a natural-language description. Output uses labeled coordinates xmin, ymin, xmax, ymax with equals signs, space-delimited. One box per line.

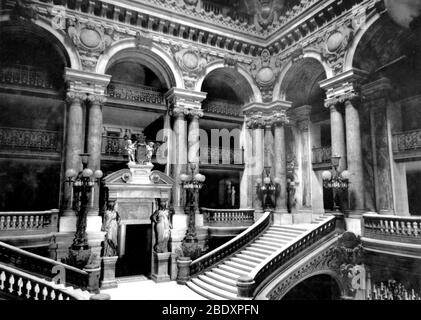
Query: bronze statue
xmin=151 ymin=200 xmax=171 ymax=253
xmin=102 ymin=200 xmax=120 ymax=257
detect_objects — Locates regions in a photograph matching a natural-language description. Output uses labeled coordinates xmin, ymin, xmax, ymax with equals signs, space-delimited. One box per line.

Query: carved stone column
xmin=273 ymin=112 xmax=289 ymax=222
xmin=62 ymin=91 xmax=86 ymax=216
xmin=240 ymin=121 xmax=254 ymax=209
xmin=87 ymin=95 xmax=107 ymax=216
xmin=250 ymin=118 xmax=265 ymax=215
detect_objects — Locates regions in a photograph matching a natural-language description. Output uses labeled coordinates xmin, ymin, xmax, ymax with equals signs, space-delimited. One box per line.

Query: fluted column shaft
xmin=345 ymin=100 xmax=365 ymax=213
xmin=330 ymin=105 xmax=347 ymax=172
xmin=86 ymin=95 xmax=106 ymax=216
xmin=274 ymin=123 xmax=288 ymax=214
xmin=63 ymin=92 xmax=86 ymax=216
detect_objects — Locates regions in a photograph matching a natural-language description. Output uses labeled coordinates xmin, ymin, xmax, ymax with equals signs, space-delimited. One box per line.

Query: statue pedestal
xmin=101 ymin=256 xmax=118 ymax=289
xmin=151 ymin=252 xmax=171 ymax=283
xmin=128 ymin=163 xmax=154 ymax=184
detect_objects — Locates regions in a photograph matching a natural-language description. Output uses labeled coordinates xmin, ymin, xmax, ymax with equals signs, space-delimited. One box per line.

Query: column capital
xmin=66 ymin=91 xmax=87 ymax=104
xmin=244 ymin=101 xmax=291 ymax=129
xmin=320 ymin=68 xmax=368 ymax=109
xmin=165 ymin=88 xmax=207 ymax=116
xmin=65 ymin=68 xmax=111 ymax=96
xmin=87 ymin=94 xmax=107 ymax=105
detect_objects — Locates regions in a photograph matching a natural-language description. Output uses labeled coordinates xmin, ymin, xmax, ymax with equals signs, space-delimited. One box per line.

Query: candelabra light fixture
xmin=256 ymin=166 xmax=281 ymax=211
xmin=179 ymin=162 xmax=206 ymax=259
xmin=64 ymin=153 xmax=103 ymax=268
xmin=322 ymin=154 xmax=350 ymax=212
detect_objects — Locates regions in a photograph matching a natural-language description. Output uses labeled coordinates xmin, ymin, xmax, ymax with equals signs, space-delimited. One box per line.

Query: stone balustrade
xmin=237 ymin=216 xmax=337 ymax=298
xmin=312 ymin=146 xmax=332 ymax=165
xmin=201 ymin=146 xmax=244 ymax=165
xmin=0 ymin=64 xmax=54 ymax=90
xmin=201 ymin=208 xmax=254 ymax=226
xmin=107 ymin=82 xmax=165 ymax=105
xmin=0 ymin=240 xmax=97 ymax=292
xmin=0 ymin=210 xmax=59 ymax=235
xmin=0 ymin=262 xmax=86 ymax=300
xmin=393 ymin=129 xmax=421 ymax=153
xmin=202 ymin=100 xmax=242 ymax=117
xmin=189 ymin=211 xmax=270 ymax=276
xmin=362 ymin=213 xmax=421 ymax=245
xmin=0 ymin=127 xmax=60 ymax=152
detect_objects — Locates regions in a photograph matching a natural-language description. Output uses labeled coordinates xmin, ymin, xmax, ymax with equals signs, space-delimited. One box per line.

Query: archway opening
xmin=282 ymin=274 xmax=341 ymax=300
xmin=280 ymin=58 xmax=333 ymax=212
xmin=199 ymin=68 xmax=254 ymax=210
xmin=0 ymin=21 xmax=70 ymax=212
xmin=353 ymin=14 xmax=421 ymax=215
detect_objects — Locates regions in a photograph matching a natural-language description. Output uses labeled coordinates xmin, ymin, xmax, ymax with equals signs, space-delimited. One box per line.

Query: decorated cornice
xmin=244 ymin=100 xmax=291 ymax=129
xmin=65 ymin=68 xmax=112 ymax=96
xmin=165 ymin=88 xmax=207 ymax=118
xmin=319 ymin=68 xmax=368 ymax=109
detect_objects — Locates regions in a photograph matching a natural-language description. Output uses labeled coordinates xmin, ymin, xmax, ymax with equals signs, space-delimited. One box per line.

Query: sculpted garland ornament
xmin=172 ymin=46 xmax=209 ymax=90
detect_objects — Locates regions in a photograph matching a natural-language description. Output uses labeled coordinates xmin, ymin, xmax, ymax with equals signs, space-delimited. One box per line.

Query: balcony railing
xmin=393 ymin=129 xmax=421 ymax=153
xmin=312 ymin=146 xmax=332 ymax=165
xmin=0 ymin=127 xmax=60 ymax=152
xmin=201 ymin=208 xmax=254 ymax=227
xmin=202 ymin=100 xmax=242 ymax=117
xmin=101 ymin=135 xmax=164 ymax=159
xmin=0 ymin=210 xmax=59 ymax=236
xmin=0 ymin=64 xmax=54 ymax=90
xmin=200 ymin=146 xmax=244 ymax=165
xmin=362 ymin=214 xmax=421 ymax=245
xmin=107 ymin=82 xmax=164 ymax=105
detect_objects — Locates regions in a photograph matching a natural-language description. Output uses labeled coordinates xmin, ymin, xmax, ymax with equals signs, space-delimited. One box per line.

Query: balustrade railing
xmin=393 ymin=129 xmax=421 ymax=153
xmin=312 ymin=146 xmax=332 ymax=165
xmin=0 ymin=64 xmax=54 ymax=90
xmin=0 ymin=262 xmax=87 ymax=300
xmin=102 ymin=135 xmax=164 ymax=159
xmin=190 ymin=210 xmax=268 ymax=276
xmin=201 ymin=146 xmax=244 ymax=165
xmin=201 ymin=208 xmax=254 ymax=226
xmin=0 ymin=241 xmax=90 ymax=291
xmin=0 ymin=210 xmax=59 ymax=235
xmin=107 ymin=82 xmax=164 ymax=105
xmin=239 ymin=216 xmax=337 ymax=298
xmin=0 ymin=127 xmax=60 ymax=152
xmin=202 ymin=100 xmax=242 ymax=117
xmin=362 ymin=214 xmax=421 ymax=244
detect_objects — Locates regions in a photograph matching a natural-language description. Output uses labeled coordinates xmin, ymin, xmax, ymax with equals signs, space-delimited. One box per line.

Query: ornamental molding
xmin=320 ymin=69 xmax=368 ymax=109
xmin=165 ymin=88 xmax=207 ymax=117
xmin=65 ymin=68 xmax=112 ymax=96
xmin=249 ymin=49 xmax=283 ymax=102
xmin=244 ymin=101 xmax=291 ymax=128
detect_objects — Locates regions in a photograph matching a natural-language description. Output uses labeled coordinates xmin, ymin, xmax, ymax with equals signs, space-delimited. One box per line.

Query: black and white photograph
xmin=0 ymin=0 xmax=421 ymax=309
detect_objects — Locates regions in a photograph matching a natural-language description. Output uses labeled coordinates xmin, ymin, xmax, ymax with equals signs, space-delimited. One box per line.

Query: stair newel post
xmin=237 ymin=276 xmax=255 ymax=299
xmin=83 ymin=264 xmax=101 ymax=293
xmin=176 ymin=257 xmax=192 ymax=285
xmin=332 ymin=211 xmax=346 ymax=234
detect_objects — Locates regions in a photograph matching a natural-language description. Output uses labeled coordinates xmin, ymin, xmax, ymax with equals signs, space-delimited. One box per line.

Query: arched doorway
xmin=199 ymin=67 xmax=254 ymax=209
xmin=279 ymin=57 xmax=332 ymax=215
xmin=282 ymin=274 xmax=342 ymax=300
xmin=0 ymin=20 xmax=70 ymax=212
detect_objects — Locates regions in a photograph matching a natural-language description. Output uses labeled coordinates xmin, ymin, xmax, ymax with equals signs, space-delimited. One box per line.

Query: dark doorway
xmin=282 ymin=275 xmax=341 ymax=300
xmin=116 ymin=224 xmax=152 ymax=278
xmin=407 ymin=171 xmax=421 ymax=216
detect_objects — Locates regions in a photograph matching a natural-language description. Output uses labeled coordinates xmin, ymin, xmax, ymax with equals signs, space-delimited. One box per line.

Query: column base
xmin=101 ymin=256 xmax=118 ymax=289
xmin=345 ymin=209 xmax=366 ymax=219
xmin=61 ymin=208 xmax=76 ymax=217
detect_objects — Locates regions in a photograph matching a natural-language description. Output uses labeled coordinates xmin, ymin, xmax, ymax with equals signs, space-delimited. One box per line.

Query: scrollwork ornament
xmin=66 ymin=91 xmax=87 ymax=104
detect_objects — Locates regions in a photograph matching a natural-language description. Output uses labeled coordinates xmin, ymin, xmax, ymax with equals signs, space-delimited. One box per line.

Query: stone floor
xmin=101 ymin=277 xmax=206 ymax=300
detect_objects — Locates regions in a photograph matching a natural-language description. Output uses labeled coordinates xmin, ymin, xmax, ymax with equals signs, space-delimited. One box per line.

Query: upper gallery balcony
xmin=312 ymin=146 xmax=332 ymax=170
xmin=393 ymin=129 xmax=421 ymax=162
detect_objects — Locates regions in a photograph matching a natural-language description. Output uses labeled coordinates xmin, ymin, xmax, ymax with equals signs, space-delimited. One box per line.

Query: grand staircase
xmin=186 ymin=215 xmax=336 ymax=300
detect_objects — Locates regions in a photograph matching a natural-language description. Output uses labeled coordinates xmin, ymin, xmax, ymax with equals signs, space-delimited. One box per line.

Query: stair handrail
xmin=0 ymin=240 xmax=90 ymax=290
xmin=237 ymin=215 xmax=337 ymax=298
xmin=190 ymin=211 xmax=271 ymax=276
xmin=0 ymin=262 xmax=89 ymax=300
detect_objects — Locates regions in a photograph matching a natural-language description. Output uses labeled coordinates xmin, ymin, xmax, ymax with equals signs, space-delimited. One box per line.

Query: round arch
xmin=196 ymin=61 xmax=262 ymax=103
xmin=96 ymin=39 xmax=183 ymax=89
xmin=273 ymin=51 xmax=332 ymax=101
xmin=0 ymin=15 xmax=80 ymax=69
xmin=279 ymin=271 xmax=345 ymax=300
xmin=344 ymin=11 xmax=383 ymax=72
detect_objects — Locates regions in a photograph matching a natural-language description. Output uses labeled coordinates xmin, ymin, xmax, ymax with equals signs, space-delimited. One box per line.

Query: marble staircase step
xmin=186 ymin=281 xmax=228 ymax=301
